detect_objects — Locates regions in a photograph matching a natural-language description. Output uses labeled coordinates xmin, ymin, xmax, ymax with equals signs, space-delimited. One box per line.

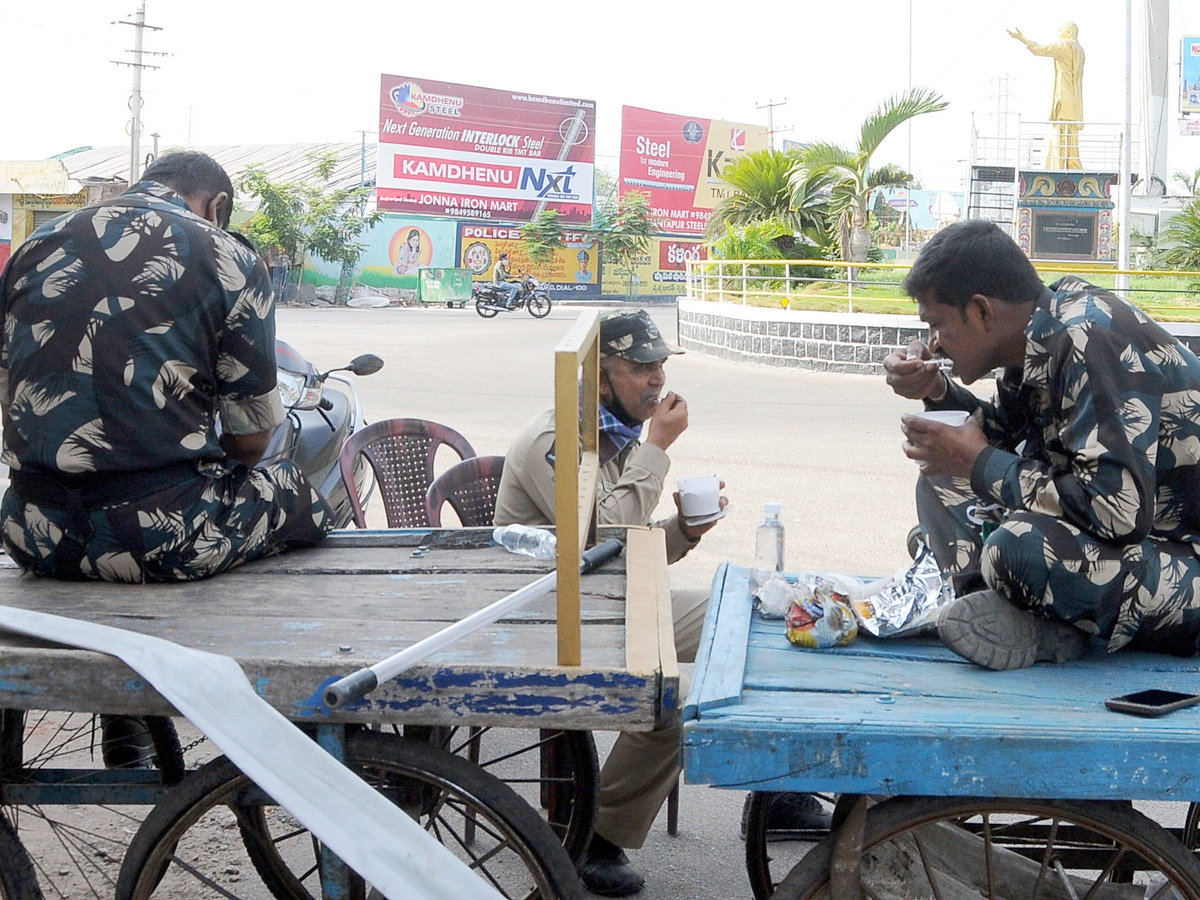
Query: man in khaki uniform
xmin=495 ymin=309 xmax=716 ymax=895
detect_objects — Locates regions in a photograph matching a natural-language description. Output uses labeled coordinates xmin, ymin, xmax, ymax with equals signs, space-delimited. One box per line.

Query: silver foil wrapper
xmin=851 ymin=544 xmax=954 ymax=638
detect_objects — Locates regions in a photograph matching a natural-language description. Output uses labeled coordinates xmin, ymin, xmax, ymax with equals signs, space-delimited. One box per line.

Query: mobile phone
xmin=1104 ymin=689 xmax=1200 ymax=717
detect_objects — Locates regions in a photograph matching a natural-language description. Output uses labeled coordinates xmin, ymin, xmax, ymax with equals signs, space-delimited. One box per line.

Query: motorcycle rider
xmin=492 ymin=252 xmax=521 ymax=309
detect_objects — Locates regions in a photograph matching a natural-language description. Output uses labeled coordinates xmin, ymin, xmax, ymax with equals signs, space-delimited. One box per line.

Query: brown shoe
xmin=938 ymin=590 xmax=1088 ymax=671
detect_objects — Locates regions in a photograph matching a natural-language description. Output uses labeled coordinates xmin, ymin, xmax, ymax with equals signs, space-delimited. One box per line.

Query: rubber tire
xmin=0 ymin=710 xmax=184 ymax=900
xmin=427 ymin=726 xmax=598 ymax=862
xmin=743 ymin=791 xmax=838 ymax=900
xmin=116 ymin=730 xmax=581 ymax=900
xmin=772 ymin=795 xmax=1200 ymax=900
xmin=527 ymin=293 xmax=552 ymax=318
xmin=475 ymin=296 xmax=500 ymax=318
xmin=0 ymin=813 xmax=40 ymax=900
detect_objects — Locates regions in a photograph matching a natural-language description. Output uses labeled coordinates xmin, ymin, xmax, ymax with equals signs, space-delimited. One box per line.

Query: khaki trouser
xmin=593 ymin=587 xmax=708 ymax=849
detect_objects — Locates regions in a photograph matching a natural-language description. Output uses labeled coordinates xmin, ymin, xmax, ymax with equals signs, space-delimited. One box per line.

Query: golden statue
xmin=1008 ymin=23 xmax=1085 ymax=169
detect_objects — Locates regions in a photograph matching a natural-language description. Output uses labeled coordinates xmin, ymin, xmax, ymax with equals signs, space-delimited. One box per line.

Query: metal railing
xmin=685 ymin=258 xmax=1200 ymax=317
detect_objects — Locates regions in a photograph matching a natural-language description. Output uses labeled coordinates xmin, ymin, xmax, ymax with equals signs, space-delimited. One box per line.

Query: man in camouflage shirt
xmin=0 ymin=151 xmax=331 ymax=583
xmin=884 ymin=220 xmax=1200 ymax=669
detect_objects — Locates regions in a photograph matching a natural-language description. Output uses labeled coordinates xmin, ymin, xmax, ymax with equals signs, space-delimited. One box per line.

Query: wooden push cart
xmin=684 ymin=562 xmax=1200 ymax=899
xmin=0 ymin=311 xmax=678 ymax=899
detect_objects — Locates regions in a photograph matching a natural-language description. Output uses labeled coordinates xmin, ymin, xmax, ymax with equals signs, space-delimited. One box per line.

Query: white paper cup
xmin=912 ymin=409 xmax=970 ymax=426
xmin=676 ymin=475 xmax=721 ymax=517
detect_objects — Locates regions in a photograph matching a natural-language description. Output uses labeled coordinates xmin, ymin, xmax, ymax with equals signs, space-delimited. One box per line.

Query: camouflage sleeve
xmin=215 ymin=242 xmax=285 ymax=435
xmin=970 ymin=328 xmax=1157 ymax=542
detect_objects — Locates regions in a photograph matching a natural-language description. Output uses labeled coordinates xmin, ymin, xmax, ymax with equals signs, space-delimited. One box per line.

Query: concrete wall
xmin=678 ymin=298 xmax=1200 ymax=375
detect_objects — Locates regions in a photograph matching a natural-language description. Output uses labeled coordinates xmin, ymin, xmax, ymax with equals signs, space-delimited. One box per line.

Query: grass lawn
xmin=704 ymin=266 xmax=1200 ymax=321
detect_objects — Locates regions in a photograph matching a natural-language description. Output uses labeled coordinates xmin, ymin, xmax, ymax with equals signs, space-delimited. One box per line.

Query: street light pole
xmin=1117 ymin=0 xmax=1132 ymax=294
xmin=904 ymin=0 xmax=912 ymax=256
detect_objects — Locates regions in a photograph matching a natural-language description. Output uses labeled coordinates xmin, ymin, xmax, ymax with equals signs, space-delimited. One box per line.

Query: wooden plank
xmin=0 ymin=646 xmax=661 ymax=730
xmin=576 ymin=452 xmax=599 ymax=553
xmin=623 ymin=528 xmax=660 ymax=674
xmin=683 ymin=563 xmax=752 ymax=718
xmin=555 ymin=346 xmax=582 ymax=667
xmin=0 ymin=571 xmax=629 ymax=630
xmin=652 ymin=528 xmax=679 ymax=718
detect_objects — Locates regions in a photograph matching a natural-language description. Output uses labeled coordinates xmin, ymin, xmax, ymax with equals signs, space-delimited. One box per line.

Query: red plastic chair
xmin=425 ymin=456 xmax=506 ymax=527
xmin=338 ymin=419 xmax=476 ymax=528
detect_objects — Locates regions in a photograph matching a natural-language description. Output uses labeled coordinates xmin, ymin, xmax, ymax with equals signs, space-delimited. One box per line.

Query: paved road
xmin=278 ymin=302 xmax=1191 ymax=898
xmin=274 ymin=303 xmax=927 ymax=899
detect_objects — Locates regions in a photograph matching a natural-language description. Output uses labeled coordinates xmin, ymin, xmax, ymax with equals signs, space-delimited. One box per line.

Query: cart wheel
xmin=743 ymin=791 xmax=839 ymax=900
xmin=0 ymin=812 xmax=39 ymax=900
xmin=770 ymin=795 xmax=1200 ymax=900
xmin=116 ymin=730 xmax=579 ymax=900
xmin=1 ymin=709 xmax=185 ymax=900
xmin=414 ymin=725 xmax=598 ymax=862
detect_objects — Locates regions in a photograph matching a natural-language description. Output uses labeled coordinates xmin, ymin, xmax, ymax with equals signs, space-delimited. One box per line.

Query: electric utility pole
xmin=756 ymin=98 xmax=787 ymax=151
xmin=112 ymin=1 xmax=164 ymax=185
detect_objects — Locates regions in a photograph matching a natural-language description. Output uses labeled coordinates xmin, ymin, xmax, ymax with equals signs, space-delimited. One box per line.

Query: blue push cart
xmin=684 ymin=562 xmax=1200 ymax=899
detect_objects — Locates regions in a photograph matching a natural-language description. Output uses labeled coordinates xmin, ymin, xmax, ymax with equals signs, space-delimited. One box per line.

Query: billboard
xmin=377 ymin=76 xmax=596 ymax=224
xmin=457 ymin=224 xmax=601 ymax=299
xmin=618 ymin=106 xmax=768 ymax=236
xmin=1185 ymin=37 xmax=1200 ymax=115
xmin=600 ymin=237 xmax=706 ymax=297
xmin=303 ymin=215 xmax=459 ymax=289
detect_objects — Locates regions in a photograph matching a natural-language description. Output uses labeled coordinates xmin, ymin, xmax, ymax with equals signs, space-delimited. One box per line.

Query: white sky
xmin=4 ymin=0 xmax=1200 ymax=193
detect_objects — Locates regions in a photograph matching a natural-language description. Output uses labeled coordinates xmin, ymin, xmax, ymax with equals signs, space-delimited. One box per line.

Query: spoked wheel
xmin=417 ymin=726 xmax=598 ymax=861
xmin=773 ymin=795 xmax=1200 ymax=900
xmin=742 ymin=791 xmax=839 ymax=900
xmin=476 ymin=295 xmax=500 ymax=318
xmin=0 ymin=710 xmax=184 ymax=900
xmin=527 ymin=294 xmax=552 ymax=318
xmin=0 ymin=812 xmax=39 ymax=900
xmin=116 ymin=730 xmax=580 ymax=900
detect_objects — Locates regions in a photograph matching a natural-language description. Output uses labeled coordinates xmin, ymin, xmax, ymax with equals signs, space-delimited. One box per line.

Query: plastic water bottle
xmin=751 ymin=502 xmax=785 ymax=591
xmin=492 ymin=524 xmax=557 ymax=560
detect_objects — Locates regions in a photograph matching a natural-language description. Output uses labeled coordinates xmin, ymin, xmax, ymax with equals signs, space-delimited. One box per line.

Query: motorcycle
xmin=260 ymin=341 xmax=384 ymax=527
xmin=473 ymin=275 xmax=552 ymax=319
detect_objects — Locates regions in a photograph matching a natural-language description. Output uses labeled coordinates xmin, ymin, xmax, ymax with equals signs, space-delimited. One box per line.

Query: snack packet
xmin=784 ymin=578 xmax=858 ymax=649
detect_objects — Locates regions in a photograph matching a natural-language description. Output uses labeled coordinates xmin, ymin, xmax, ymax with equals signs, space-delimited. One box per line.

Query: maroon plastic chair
xmin=338 ymin=418 xmax=476 ymax=528
xmin=425 ymin=456 xmax=506 ymax=527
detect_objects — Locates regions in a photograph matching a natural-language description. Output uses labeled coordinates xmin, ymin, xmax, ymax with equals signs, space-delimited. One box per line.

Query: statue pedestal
xmin=1015 ymin=171 xmax=1116 ymax=261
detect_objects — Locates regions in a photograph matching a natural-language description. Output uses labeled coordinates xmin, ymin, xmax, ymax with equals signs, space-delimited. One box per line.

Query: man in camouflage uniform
xmin=0 ymin=150 xmax=331 ymax=583
xmin=884 ymin=219 xmax=1200 ymax=670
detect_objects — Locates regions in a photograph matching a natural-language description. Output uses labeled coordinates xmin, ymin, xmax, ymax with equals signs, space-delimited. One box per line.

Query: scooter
xmin=473 ymin=275 xmax=552 ymax=319
xmin=260 ymin=341 xmax=385 ymax=527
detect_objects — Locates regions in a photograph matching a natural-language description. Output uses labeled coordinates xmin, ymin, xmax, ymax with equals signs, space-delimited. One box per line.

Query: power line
xmin=111 ymin=1 xmax=164 ymax=184
xmin=755 ymin=98 xmax=788 ymax=151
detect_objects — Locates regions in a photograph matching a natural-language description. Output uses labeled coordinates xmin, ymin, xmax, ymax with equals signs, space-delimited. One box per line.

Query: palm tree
xmin=1162 ymin=199 xmax=1200 ymax=271
xmin=708 ymin=149 xmax=833 ymax=254
xmin=796 ymin=87 xmax=947 ymax=265
xmin=1173 ymin=168 xmax=1200 ymax=197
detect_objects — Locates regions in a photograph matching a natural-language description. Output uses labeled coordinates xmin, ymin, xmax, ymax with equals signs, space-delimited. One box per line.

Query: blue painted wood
xmin=684 ymin=564 xmax=755 ymax=720
xmin=683 ymin=563 xmax=1200 ymax=802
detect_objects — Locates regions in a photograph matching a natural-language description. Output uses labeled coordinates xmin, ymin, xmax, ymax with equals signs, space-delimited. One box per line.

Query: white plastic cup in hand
xmin=676 ymin=476 xmax=721 ymax=518
xmin=911 ymin=410 xmax=970 ymax=426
